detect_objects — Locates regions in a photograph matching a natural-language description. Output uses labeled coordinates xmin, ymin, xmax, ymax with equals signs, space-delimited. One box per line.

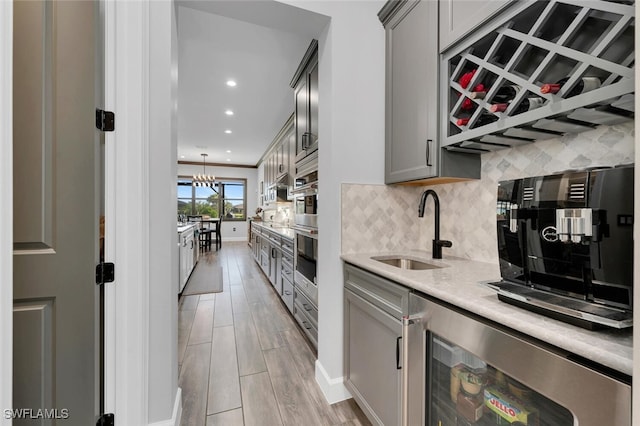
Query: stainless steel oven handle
xmin=290 ymin=183 xmax=318 ymax=195
xmin=293 ymin=226 xmax=318 ymax=236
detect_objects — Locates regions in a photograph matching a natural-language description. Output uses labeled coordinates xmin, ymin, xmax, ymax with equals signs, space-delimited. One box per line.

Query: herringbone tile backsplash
xmin=342 ymin=122 xmax=635 ymax=263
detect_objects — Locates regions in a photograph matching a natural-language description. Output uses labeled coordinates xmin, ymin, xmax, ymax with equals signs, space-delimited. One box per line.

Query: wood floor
xmin=178 ymin=242 xmax=371 ymax=426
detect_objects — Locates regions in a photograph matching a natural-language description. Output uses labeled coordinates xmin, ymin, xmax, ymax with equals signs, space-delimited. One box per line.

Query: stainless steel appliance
xmin=489 ymin=165 xmax=634 ymax=329
xmin=293 ymin=150 xmax=318 ymax=229
xmin=403 ymin=293 xmax=631 ymax=426
xmin=294 ymin=226 xmax=318 ymax=306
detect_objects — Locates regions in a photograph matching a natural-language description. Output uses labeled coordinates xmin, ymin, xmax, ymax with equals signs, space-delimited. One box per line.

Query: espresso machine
xmin=490 ymin=165 xmax=634 ymax=329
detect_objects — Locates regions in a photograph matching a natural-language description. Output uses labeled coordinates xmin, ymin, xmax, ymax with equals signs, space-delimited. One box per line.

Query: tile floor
xmin=178 ymin=242 xmax=371 ymax=426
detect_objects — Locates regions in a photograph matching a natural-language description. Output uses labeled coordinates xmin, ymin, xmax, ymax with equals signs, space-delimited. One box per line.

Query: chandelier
xmin=192 ymin=153 xmax=215 ymax=187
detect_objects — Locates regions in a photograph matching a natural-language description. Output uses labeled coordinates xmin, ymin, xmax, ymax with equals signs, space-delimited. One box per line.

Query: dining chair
xmin=213 ymin=217 xmax=222 ymax=250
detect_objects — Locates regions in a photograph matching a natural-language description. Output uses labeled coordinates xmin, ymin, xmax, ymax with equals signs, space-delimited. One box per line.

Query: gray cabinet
xmin=379 ymin=0 xmax=480 ymax=185
xmin=439 ymin=0 xmax=511 ymax=52
xmin=291 ymin=40 xmax=319 ymax=163
xmin=344 ymin=263 xmax=409 ymax=426
xmin=262 ymin=115 xmax=294 ymax=205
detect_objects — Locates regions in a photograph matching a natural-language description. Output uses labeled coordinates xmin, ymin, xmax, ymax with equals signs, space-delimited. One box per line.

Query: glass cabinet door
xmin=428 ymin=334 xmax=574 ymax=426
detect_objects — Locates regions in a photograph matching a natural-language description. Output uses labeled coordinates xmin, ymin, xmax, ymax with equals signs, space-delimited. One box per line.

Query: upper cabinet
xmin=291 ymin=40 xmax=319 ymax=164
xmin=262 ymin=115 xmax=295 ymax=206
xmin=379 ymin=0 xmax=480 ymax=185
xmin=439 ymin=0 xmax=511 ymax=52
xmin=442 ymin=0 xmax=635 ymax=153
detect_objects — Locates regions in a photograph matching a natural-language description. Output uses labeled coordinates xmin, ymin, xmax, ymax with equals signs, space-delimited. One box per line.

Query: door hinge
xmin=96 ymin=109 xmax=115 ymax=132
xmin=96 ymin=262 xmax=115 ymax=285
xmin=96 ymin=413 xmax=114 ymax=426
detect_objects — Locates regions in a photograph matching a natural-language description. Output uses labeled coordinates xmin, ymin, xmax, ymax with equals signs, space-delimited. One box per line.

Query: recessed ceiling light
xmin=224 ymin=130 xmax=232 ymax=134
xmin=180 ymin=155 xmax=185 ymax=159
xmin=226 ymin=80 xmax=237 ymax=87
xmin=225 ymin=109 xmax=234 ymax=116
xmin=226 ymin=158 xmax=231 ymax=162
xmin=226 ymin=150 xmax=231 ymax=153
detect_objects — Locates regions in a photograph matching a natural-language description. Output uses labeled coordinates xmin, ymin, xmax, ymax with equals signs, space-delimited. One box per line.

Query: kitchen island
xmin=342 ymin=250 xmax=632 ymax=376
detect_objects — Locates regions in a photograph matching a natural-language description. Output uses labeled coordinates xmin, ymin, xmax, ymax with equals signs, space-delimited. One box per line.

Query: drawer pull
xmin=302 ymin=303 xmax=313 ymax=312
xmin=302 ymin=320 xmax=312 ymax=330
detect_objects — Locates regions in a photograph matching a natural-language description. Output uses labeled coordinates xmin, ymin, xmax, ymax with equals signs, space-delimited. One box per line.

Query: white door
xmin=13 ymin=0 xmax=102 ymax=423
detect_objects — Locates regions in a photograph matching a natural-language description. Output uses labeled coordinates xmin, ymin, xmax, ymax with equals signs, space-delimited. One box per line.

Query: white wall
xmin=177 ymin=164 xmax=258 ymax=241
xmin=278 ymin=0 xmax=386 ymax=402
xmin=148 ymin=1 xmax=180 ymax=423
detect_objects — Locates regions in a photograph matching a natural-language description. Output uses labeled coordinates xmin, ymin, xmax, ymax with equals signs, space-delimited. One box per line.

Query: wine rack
xmin=441 ymin=0 xmax=635 ymax=153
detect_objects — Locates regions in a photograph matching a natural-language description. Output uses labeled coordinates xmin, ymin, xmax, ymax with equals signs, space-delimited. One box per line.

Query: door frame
xmin=102 ymin=1 xmax=150 ymax=424
xmin=0 ymin=1 xmax=13 ymax=422
xmin=0 ymin=1 xmax=152 ymax=424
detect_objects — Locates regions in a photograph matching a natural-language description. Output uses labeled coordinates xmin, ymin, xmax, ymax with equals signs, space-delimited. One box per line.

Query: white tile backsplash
xmin=342 ymin=122 xmax=635 ymax=263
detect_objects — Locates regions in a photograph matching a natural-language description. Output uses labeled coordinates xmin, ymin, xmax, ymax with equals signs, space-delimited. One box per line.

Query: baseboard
xmin=315 ymin=360 xmax=352 ymax=404
xmin=148 ymin=387 xmax=182 ymax=426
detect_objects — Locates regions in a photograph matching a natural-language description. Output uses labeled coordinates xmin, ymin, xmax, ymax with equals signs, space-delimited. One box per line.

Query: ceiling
xmin=176 ymin=1 xmax=329 ymax=167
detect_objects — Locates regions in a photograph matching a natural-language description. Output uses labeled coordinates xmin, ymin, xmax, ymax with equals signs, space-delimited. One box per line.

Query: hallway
xmin=178 ymin=242 xmax=370 ymax=426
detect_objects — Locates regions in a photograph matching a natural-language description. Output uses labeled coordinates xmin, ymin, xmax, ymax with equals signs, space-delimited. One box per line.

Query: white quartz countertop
xmin=253 ymin=222 xmax=295 ymax=240
xmin=177 ymin=223 xmax=197 ymax=234
xmin=341 ymin=250 xmax=633 ymax=376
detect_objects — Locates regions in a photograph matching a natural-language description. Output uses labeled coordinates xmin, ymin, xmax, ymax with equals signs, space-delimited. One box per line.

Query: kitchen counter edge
xmin=252 ymin=221 xmax=295 ymax=240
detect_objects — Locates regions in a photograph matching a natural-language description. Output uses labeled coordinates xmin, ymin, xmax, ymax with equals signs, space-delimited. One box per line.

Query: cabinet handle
xmin=190 ymin=240 xmax=194 ymax=249
xmin=302 ymin=320 xmax=312 ymax=330
xmin=396 ymin=336 xmax=402 ymax=370
xmin=426 ymin=139 xmax=433 ymax=167
xmin=302 ymin=303 xmax=312 ymax=312
xmin=284 ymin=290 xmax=292 ymax=296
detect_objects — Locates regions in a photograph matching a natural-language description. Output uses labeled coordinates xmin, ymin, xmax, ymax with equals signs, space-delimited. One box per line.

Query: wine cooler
xmin=402 ymin=293 xmax=631 ymax=426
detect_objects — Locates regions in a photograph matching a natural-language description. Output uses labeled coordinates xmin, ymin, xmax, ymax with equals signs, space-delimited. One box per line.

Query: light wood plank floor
xmin=179 ymin=242 xmax=371 ymax=426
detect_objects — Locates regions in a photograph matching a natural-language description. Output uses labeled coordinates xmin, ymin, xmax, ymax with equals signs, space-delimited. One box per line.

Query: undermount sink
xmin=371 ymin=256 xmax=443 ymax=270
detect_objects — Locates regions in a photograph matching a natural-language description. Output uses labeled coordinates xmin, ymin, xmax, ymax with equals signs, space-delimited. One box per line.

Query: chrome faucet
xmin=418 ymin=189 xmax=452 ymax=259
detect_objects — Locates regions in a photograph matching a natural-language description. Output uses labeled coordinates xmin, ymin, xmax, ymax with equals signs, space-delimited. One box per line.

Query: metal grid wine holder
xmin=441 ymin=0 xmax=635 ymax=154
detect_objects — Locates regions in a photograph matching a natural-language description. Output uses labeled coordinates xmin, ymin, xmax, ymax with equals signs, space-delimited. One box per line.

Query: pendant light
xmin=192 ymin=153 xmax=215 ymax=187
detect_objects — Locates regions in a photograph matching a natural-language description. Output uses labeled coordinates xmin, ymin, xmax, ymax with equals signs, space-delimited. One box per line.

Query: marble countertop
xmin=252 ymin=222 xmax=295 ymax=240
xmin=341 ymin=250 xmax=633 ymax=376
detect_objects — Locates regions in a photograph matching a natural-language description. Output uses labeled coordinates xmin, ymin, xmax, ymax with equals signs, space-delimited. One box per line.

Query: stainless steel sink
xmin=371 ymin=256 xmax=443 ymax=270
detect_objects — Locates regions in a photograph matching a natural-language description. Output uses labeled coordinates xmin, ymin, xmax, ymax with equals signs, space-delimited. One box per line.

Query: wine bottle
xmin=490 ymin=97 xmax=545 ymax=114
xmin=470 ymin=84 xmax=520 ymax=102
xmin=540 ymin=77 xmax=601 ymax=97
xmin=456 ymin=113 xmax=498 ymax=127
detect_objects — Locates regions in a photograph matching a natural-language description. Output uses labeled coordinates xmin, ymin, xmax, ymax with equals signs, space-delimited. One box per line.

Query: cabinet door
xmin=294 ymin=77 xmax=308 ymax=162
xmin=385 ymin=0 xmax=438 ymax=183
xmin=307 ymin=61 xmax=319 ymax=154
xmin=344 ymin=289 xmax=402 ymax=426
xmin=439 ymin=0 xmax=511 ymax=52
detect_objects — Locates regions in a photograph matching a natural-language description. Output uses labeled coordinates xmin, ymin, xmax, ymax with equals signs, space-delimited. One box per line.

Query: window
xmin=177 ymin=177 xmax=246 ymax=222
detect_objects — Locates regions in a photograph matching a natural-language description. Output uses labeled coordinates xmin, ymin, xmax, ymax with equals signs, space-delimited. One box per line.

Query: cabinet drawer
xmin=344 ymin=263 xmax=409 ymax=320
xmin=293 ymin=303 xmax=318 ymax=349
xmin=294 ymin=288 xmax=317 ymax=328
xmin=281 ymin=276 xmax=294 ymax=313
xmin=281 ymin=236 xmax=294 ymax=254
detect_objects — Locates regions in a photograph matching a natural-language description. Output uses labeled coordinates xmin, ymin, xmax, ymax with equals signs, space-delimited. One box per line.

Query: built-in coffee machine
xmin=489 ymin=165 xmax=634 ymax=329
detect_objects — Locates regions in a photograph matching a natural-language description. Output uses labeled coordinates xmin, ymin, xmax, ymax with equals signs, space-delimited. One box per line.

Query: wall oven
xmin=402 ymin=293 xmax=631 ymax=426
xmin=294 ymin=226 xmax=318 ymax=307
xmin=293 ymin=151 xmax=318 ymax=229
